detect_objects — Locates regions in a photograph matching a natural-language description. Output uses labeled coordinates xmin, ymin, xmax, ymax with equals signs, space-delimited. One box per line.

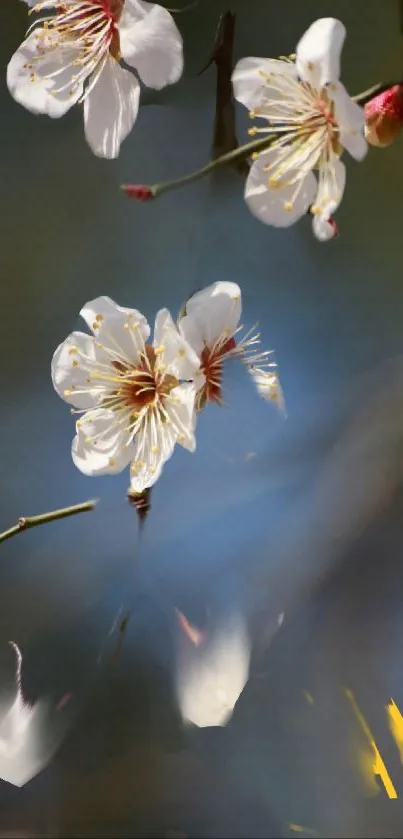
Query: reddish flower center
xmin=52 ymin=1 xmax=124 ymax=61
xmin=200 ymin=336 xmax=236 ymax=405
xmin=112 ymin=345 xmax=178 ymax=412
xmin=100 ymin=0 xmax=124 ymax=19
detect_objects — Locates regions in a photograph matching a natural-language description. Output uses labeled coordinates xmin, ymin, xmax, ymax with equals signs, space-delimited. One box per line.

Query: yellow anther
xmin=151 ymin=446 xmax=159 ymax=454
xmin=92 ymin=321 xmax=99 ymax=330
xmin=310 ymin=204 xmax=321 ymax=216
xmin=72 ymin=360 xmax=79 ymax=367
xmin=95 ymin=316 xmax=103 ymax=324
xmin=248 ymin=126 xmax=258 ymax=136
xmin=30 ymin=73 xmax=36 ymax=82
xmin=284 ymin=201 xmax=293 ymax=212
xmin=249 ymin=110 xmax=256 ymax=119
xmin=269 ymin=176 xmax=281 ymax=190
xmin=108 ymin=457 xmax=115 ymax=467
xmin=307 ymin=61 xmax=314 ymax=71
xmin=178 ymin=434 xmax=185 ymax=444
xmin=85 ymin=436 xmax=93 ymax=443
xmin=251 ymin=152 xmax=260 ymax=160
xmin=154 ymin=345 xmax=165 ymax=355
xmin=258 ymin=68 xmax=272 ymax=80
xmin=68 ymin=346 xmax=77 ymax=355
xmin=177 ymin=347 xmax=186 ymax=357
xmin=64 ymin=389 xmax=71 ymax=396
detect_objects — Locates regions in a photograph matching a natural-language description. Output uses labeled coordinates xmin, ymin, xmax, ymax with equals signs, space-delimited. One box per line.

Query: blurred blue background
xmin=2 ymin=0 xmax=403 ymax=835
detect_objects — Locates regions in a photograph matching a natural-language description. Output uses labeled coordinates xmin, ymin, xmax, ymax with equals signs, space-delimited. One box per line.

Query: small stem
xmin=353 ymin=81 xmax=403 ymax=106
xmin=0 ymin=499 xmax=98 ymax=545
xmin=124 ymin=77 xmax=403 ymax=203
xmin=127 ymin=135 xmax=274 ymax=201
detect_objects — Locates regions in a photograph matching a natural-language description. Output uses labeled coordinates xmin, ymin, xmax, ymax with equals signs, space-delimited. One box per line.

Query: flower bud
xmin=127 ymin=487 xmax=151 ymax=527
xmin=364 ymin=85 xmax=403 ymax=148
xmin=121 ymin=184 xmax=154 ymax=201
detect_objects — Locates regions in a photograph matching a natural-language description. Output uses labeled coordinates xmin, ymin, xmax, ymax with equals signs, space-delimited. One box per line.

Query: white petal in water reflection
xmin=0 ymin=643 xmax=70 ymax=787
xmin=176 ymin=609 xmax=206 ymax=647
xmin=175 ymin=613 xmax=251 ymax=728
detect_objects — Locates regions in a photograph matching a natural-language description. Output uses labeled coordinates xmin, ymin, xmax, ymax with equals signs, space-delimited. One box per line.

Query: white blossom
xmin=8 ymin=0 xmax=183 ymax=158
xmin=232 ymin=18 xmax=367 ymax=238
xmin=175 ymin=612 xmax=250 ymax=728
xmin=52 ymin=296 xmax=203 ymax=492
xmin=178 ymin=281 xmax=276 ymax=410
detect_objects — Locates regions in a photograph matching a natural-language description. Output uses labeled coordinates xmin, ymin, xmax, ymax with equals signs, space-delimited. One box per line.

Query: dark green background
xmin=1 ymin=1 xmax=403 ymax=836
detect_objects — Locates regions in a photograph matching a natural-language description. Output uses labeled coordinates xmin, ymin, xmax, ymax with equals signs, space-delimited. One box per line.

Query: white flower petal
xmin=80 ymin=296 xmax=149 ymax=364
xmin=119 ymin=0 xmax=183 ymax=89
xmin=129 ymin=408 xmax=176 ymax=492
xmin=315 ymin=156 xmax=346 ymax=215
xmin=182 ymin=282 xmax=242 ymax=349
xmin=245 ymin=152 xmax=317 ymax=228
xmin=165 ymin=382 xmax=197 ymax=453
xmin=7 ymin=30 xmax=83 ymax=118
xmin=72 ymin=409 xmax=134 ymax=476
xmin=312 ymin=213 xmax=338 ymax=242
xmin=22 ymin=0 xmax=56 ymax=6
xmin=232 ymin=57 xmax=297 ymax=112
xmin=310 ymin=157 xmax=345 ymax=241
xmin=296 ymin=18 xmax=346 ymax=88
xmin=153 ymin=308 xmax=202 ymax=382
xmin=175 ymin=614 xmax=250 ymax=728
xmin=51 ymin=330 xmax=106 ymax=409
xmin=331 ymin=82 xmax=368 ymax=160
xmin=84 ymin=57 xmax=140 ymax=159
xmin=177 ymin=311 xmax=205 ymax=358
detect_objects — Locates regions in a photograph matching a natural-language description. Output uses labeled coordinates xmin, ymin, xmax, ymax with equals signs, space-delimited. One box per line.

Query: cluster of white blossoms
xmin=232 ymin=18 xmax=368 ymax=239
xmin=8 ymin=0 xmax=183 ymax=158
xmin=7 ymin=9 xmax=369 ymax=238
xmin=52 ymin=281 xmax=283 ymax=492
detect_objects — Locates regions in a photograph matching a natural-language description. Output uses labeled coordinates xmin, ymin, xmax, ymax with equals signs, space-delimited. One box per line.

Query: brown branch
xmin=200 ymin=10 xmax=249 ymax=176
xmin=0 ymin=499 xmax=98 ymax=545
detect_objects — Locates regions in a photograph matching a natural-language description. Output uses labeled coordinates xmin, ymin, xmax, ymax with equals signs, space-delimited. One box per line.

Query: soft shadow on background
xmin=2 ymin=1 xmax=403 ymax=836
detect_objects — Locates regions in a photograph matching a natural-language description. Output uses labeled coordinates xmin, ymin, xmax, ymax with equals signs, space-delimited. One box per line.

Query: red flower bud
xmin=121 ymin=184 xmax=154 ymax=201
xmin=364 ymin=84 xmax=403 ymax=148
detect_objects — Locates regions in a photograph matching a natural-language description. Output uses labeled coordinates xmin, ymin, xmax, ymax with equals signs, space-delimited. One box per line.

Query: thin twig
xmin=122 ymin=79 xmax=403 ymax=202
xmin=0 ymin=499 xmax=98 ymax=545
xmin=353 ymin=81 xmax=403 ymax=106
